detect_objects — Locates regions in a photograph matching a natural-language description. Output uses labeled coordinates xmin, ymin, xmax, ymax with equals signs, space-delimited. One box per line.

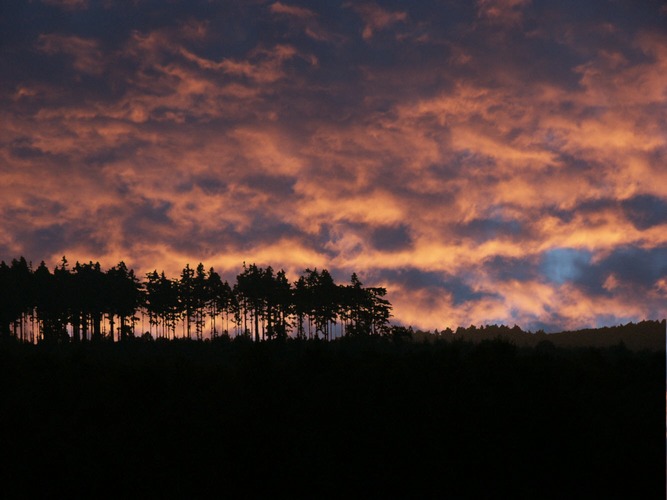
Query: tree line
xmin=0 ymin=256 xmax=392 ymax=343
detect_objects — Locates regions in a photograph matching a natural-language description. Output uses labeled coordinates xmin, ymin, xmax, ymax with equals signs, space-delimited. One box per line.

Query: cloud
xmin=41 ymin=0 xmax=88 ymax=10
xmin=476 ymin=0 xmax=531 ymax=26
xmin=270 ymin=2 xmax=316 ymax=20
xmin=270 ymin=2 xmax=339 ymax=43
xmin=1 ymin=1 xmax=665 ymax=331
xmin=621 ymin=194 xmax=667 ymax=230
xmin=346 ymin=2 xmax=407 ymax=40
xmin=369 ymin=224 xmax=412 ymax=252
xmin=36 ymin=34 xmax=105 ymax=75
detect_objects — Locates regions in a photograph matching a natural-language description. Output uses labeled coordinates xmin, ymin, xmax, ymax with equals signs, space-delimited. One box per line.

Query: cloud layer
xmin=2 ymin=0 xmax=666 ymax=331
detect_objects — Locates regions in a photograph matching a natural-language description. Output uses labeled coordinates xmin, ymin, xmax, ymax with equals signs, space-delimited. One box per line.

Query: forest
xmin=0 ymin=256 xmax=664 ymax=497
xmin=0 ymin=328 xmax=663 ymax=497
xmin=0 ymin=256 xmax=391 ymax=343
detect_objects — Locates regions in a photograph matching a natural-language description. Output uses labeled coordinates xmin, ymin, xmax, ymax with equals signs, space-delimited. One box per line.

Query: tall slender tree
xmin=193 ymin=263 xmax=208 ymax=340
xmin=179 ymin=264 xmax=195 ymax=339
xmin=106 ymin=262 xmax=141 ymax=341
xmin=0 ymin=255 xmax=394 ymax=342
xmin=236 ymin=263 xmax=266 ymax=342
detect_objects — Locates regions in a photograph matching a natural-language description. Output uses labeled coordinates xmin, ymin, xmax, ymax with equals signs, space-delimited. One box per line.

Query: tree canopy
xmin=0 ymin=257 xmax=392 ymax=343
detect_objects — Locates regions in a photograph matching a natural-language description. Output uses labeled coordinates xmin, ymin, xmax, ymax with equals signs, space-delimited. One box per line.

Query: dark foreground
xmin=0 ymin=336 xmax=664 ymax=498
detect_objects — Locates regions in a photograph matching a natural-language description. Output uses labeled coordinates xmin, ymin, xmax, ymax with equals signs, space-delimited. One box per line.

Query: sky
xmin=1 ymin=0 xmax=666 ymax=332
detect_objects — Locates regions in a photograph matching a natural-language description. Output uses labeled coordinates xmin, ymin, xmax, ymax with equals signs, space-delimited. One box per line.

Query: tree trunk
xmin=120 ymin=315 xmax=126 ymax=341
xmin=93 ymin=312 xmax=102 ymax=341
xmin=82 ymin=314 xmax=88 ymax=342
xmin=254 ymin=309 xmax=260 ymax=342
xmin=71 ymin=313 xmax=80 ymax=342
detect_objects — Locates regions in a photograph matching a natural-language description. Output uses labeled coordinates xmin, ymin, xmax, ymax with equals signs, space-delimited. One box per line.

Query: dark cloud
xmin=591 ymin=246 xmax=667 ymax=289
xmin=483 ymin=255 xmax=536 ymax=282
xmin=536 ymin=246 xmax=667 ymax=308
xmin=192 ymin=175 xmax=228 ymax=195
xmin=9 ymin=137 xmax=53 ymax=160
xmin=13 ymin=223 xmax=109 ymax=264
xmin=379 ymin=267 xmax=500 ymax=306
xmin=24 ymin=225 xmax=69 ymax=256
xmin=380 ymin=267 xmax=447 ymax=290
xmin=621 ymin=195 xmax=667 ymax=230
xmin=552 ymin=197 xmax=616 ymax=224
xmin=458 ymin=217 xmax=523 ymax=243
xmin=3 ymin=196 xmax=65 ymax=221
xmin=242 ymin=174 xmax=297 ymax=200
xmin=369 ymin=224 xmax=412 ymax=252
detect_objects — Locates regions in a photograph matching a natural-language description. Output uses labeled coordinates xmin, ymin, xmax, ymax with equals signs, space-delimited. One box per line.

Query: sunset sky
xmin=1 ymin=0 xmax=666 ymax=332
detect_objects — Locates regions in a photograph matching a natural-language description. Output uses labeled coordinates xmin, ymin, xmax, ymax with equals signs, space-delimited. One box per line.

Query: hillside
xmin=0 ymin=328 xmax=663 ymax=497
xmin=410 ymin=319 xmax=666 ymax=351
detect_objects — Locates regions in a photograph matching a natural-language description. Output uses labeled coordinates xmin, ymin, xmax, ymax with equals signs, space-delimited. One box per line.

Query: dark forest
xmin=0 ymin=256 xmax=664 ymax=497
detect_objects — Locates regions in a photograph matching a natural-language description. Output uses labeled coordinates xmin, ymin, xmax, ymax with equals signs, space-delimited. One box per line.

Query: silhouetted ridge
xmin=1 ymin=256 xmax=664 ymax=348
xmin=411 ymin=319 xmax=666 ymax=350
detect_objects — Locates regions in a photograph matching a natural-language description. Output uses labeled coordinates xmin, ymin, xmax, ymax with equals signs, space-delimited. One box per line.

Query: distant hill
xmin=410 ymin=319 xmax=666 ymax=351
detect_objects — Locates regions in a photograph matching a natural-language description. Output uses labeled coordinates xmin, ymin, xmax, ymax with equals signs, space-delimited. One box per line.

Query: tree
xmin=0 ymin=261 xmax=20 ymax=338
xmin=343 ymin=273 xmax=369 ymax=336
xmin=144 ymin=270 xmax=180 ymax=339
xmin=272 ymin=269 xmax=292 ymax=340
xmin=193 ymin=263 xmax=208 ymax=340
xmin=339 ymin=274 xmax=391 ymax=336
xmin=309 ymin=269 xmax=338 ymax=340
xmin=293 ymin=274 xmax=309 ymax=339
xmin=0 ymin=255 xmax=395 ymax=342
xmin=144 ymin=270 xmax=162 ymax=338
xmin=367 ymin=285 xmax=392 ymax=336
xmin=33 ymin=261 xmax=68 ymax=342
xmin=236 ymin=263 xmax=266 ymax=342
xmin=205 ymin=267 xmax=224 ymax=338
xmin=106 ymin=262 xmax=141 ymax=341
xmin=179 ymin=264 xmax=195 ymax=339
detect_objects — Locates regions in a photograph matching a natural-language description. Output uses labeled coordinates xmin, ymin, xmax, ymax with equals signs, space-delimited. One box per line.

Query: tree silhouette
xmin=193 ymin=263 xmax=208 ymax=341
xmin=0 ymin=260 xmax=26 ymax=338
xmin=71 ymin=261 xmax=106 ymax=341
xmin=272 ymin=269 xmax=292 ymax=340
xmin=293 ymin=274 xmax=309 ymax=339
xmin=179 ymin=263 xmax=195 ymax=339
xmin=144 ymin=270 xmax=159 ymax=338
xmin=106 ymin=262 xmax=141 ymax=341
xmin=307 ymin=268 xmax=338 ymax=340
xmin=0 ymin=255 xmax=395 ymax=343
xmin=236 ymin=263 xmax=267 ymax=342
xmin=205 ymin=267 xmax=224 ymax=338
xmin=145 ymin=270 xmax=180 ymax=339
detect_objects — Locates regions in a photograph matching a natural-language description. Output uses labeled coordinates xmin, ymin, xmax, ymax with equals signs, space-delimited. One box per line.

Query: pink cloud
xmin=270 ymin=2 xmax=317 ymax=19
xmin=477 ymin=0 xmax=531 ymax=26
xmin=36 ymin=34 xmax=104 ymax=75
xmin=270 ymin=2 xmax=339 ymax=43
xmin=346 ymin=2 xmax=408 ymax=40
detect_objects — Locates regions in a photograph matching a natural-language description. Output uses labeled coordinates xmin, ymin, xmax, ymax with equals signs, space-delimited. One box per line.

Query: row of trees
xmin=0 ymin=257 xmax=392 ymax=343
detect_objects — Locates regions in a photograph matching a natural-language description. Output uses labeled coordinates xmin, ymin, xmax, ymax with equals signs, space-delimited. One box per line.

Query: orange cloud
xmin=3 ymin=3 xmax=666 ymax=331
